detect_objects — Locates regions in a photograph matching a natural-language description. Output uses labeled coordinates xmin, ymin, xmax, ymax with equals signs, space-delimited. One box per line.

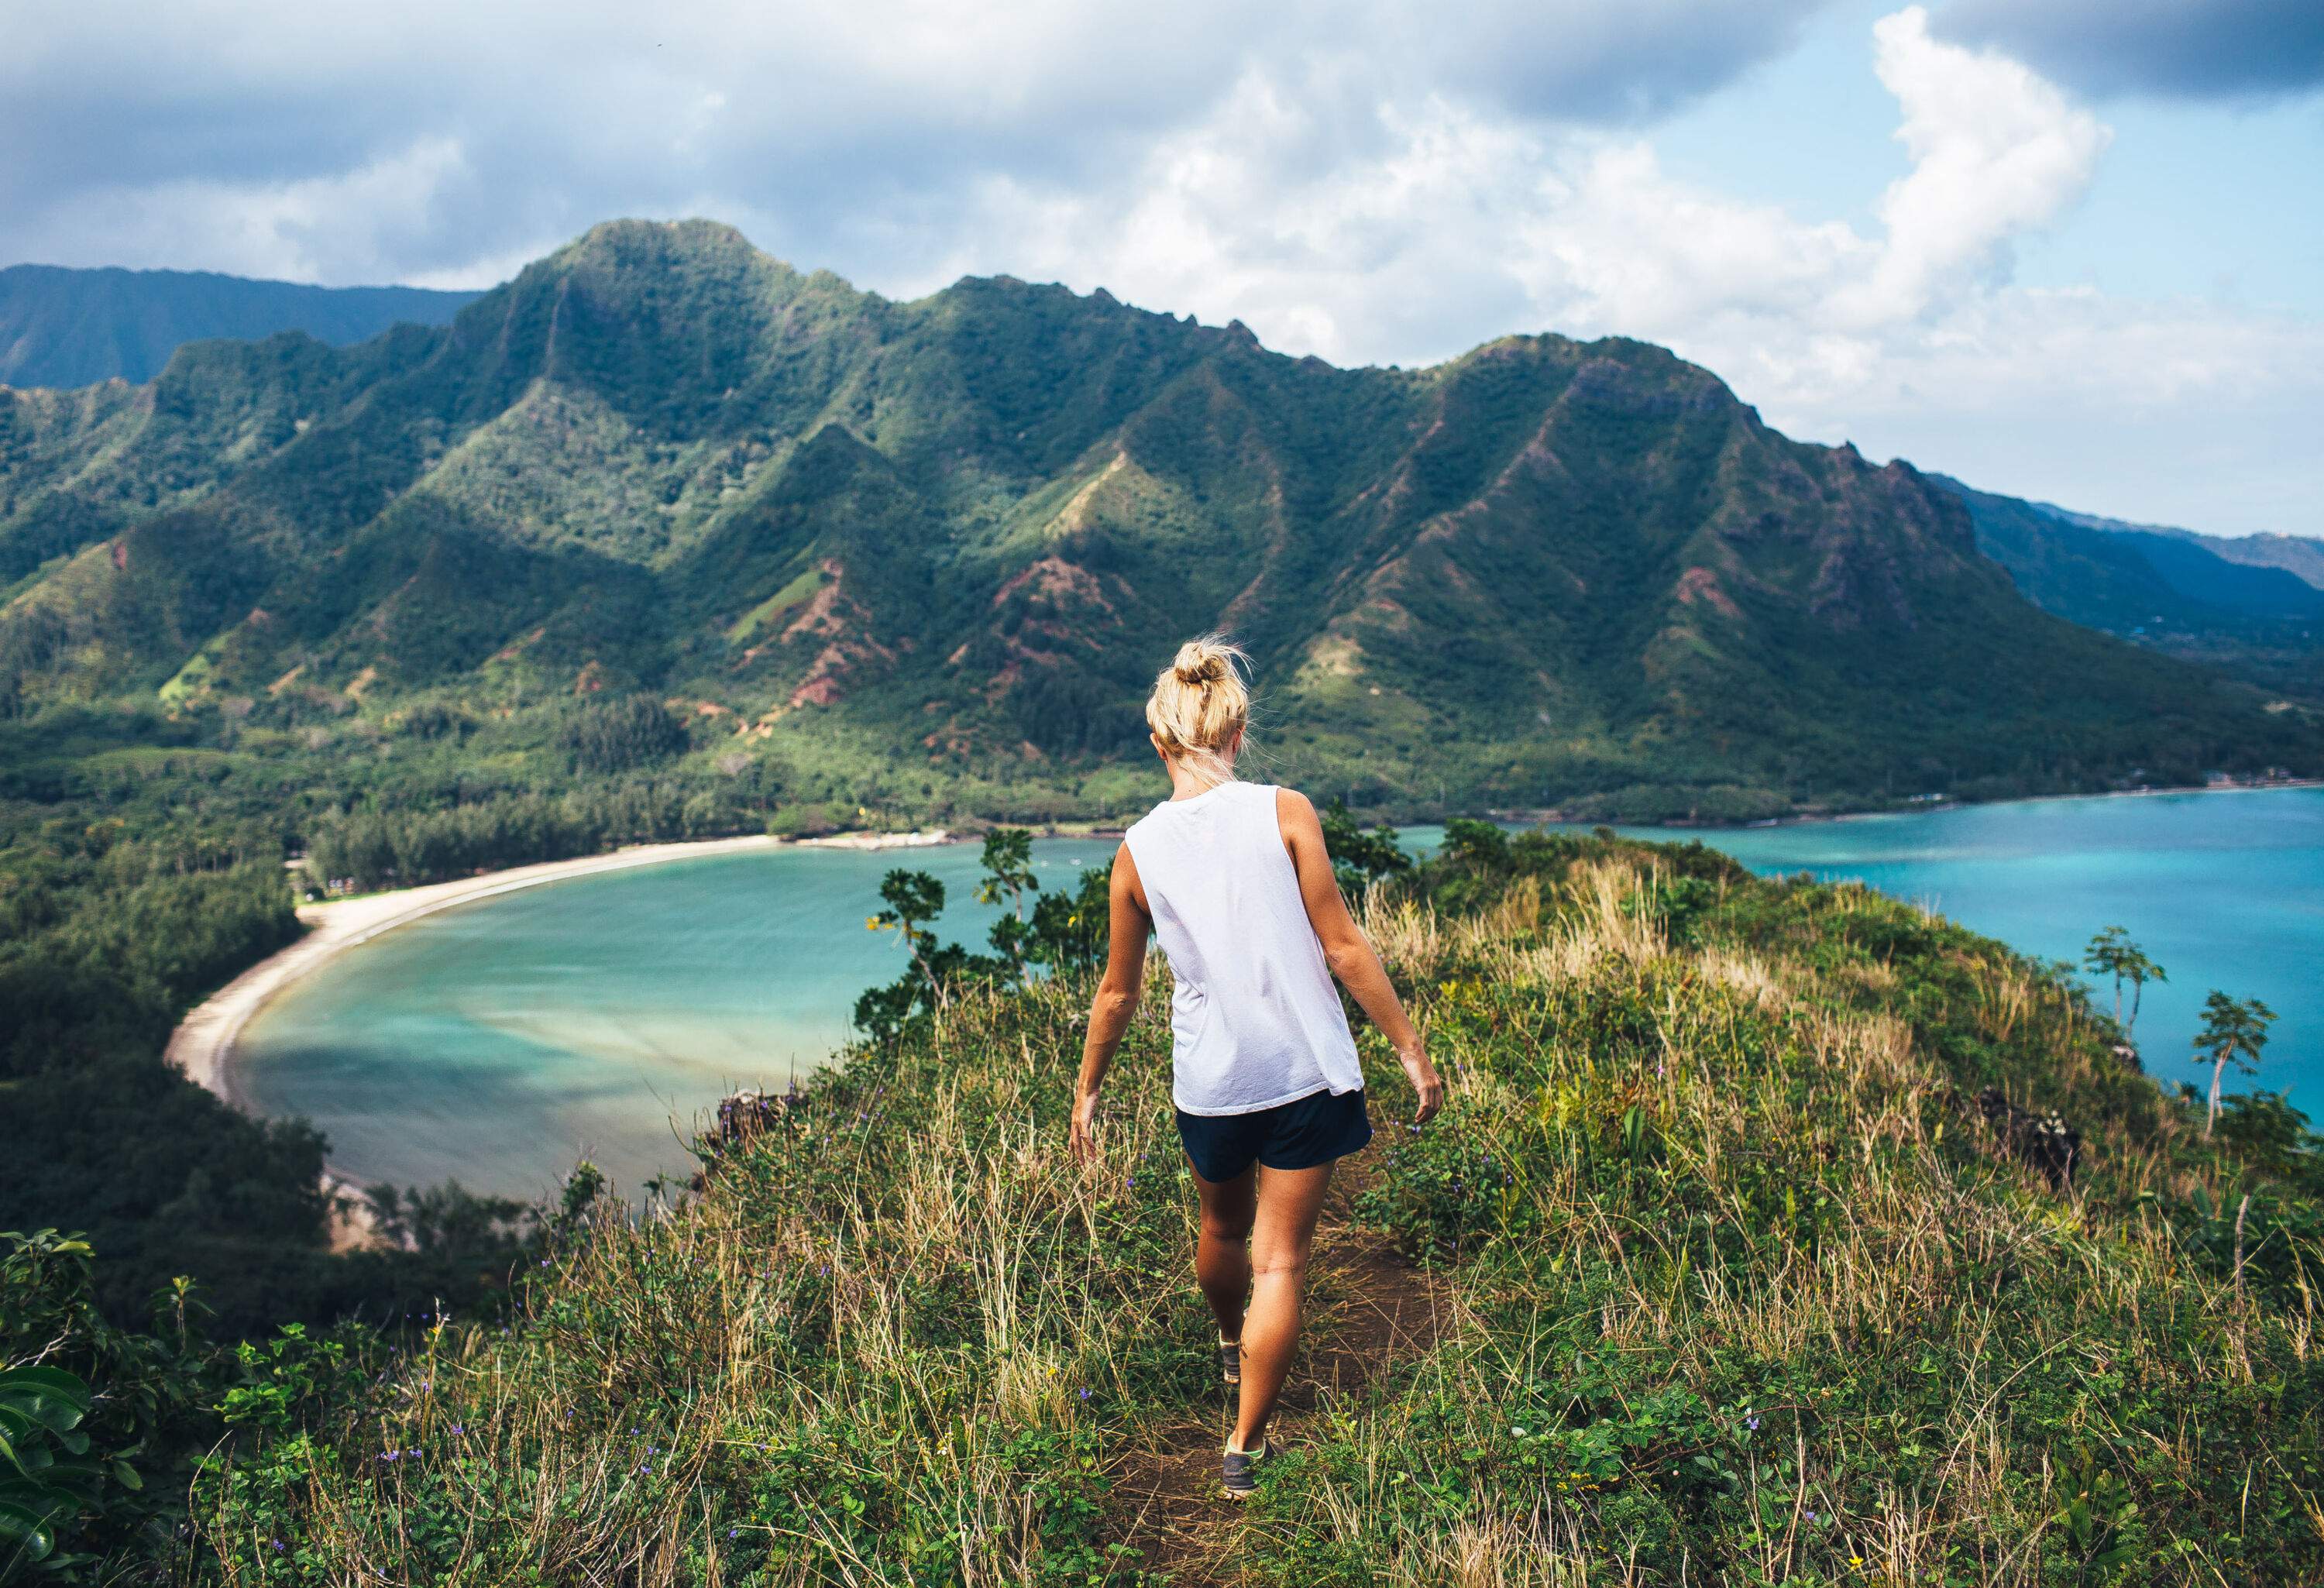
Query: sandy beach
xmin=164 ymin=826 xmax=960 ymax=1112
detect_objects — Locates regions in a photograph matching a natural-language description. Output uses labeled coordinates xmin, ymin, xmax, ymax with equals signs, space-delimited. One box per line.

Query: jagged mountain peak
xmin=2 ymin=222 xmax=2313 ymax=817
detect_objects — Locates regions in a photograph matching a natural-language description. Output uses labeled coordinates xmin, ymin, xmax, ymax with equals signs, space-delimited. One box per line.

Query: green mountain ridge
xmin=3 ymin=218 xmax=2316 ymax=823
xmin=2040 ymin=498 xmax=2324 ymax=592
xmin=0 ymin=262 xmax=480 ymax=390
xmin=1941 ymin=476 xmax=2324 ymax=701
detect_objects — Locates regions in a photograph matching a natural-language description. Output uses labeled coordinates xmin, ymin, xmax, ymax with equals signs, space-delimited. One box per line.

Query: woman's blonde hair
xmin=1145 ymin=634 xmax=1251 ymax=779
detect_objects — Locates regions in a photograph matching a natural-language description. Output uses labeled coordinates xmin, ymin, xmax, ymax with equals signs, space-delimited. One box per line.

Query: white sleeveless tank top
xmin=1122 ymin=781 xmax=1365 ymax=1115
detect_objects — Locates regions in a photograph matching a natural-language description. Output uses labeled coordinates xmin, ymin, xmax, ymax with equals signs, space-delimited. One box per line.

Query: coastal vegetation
xmin=12 ymin=827 xmax=2322 ymax=1580
xmin=0 ymin=815 xmax=555 ymax=1344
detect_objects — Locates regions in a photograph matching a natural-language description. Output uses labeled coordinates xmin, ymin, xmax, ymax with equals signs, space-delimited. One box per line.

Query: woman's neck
xmin=1166 ymin=757 xmax=1236 ymax=802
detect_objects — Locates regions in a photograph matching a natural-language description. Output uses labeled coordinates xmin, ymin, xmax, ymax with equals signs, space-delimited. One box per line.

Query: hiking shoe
xmin=1222 ymin=1438 xmax=1268 ymax=1500
xmin=1219 ymin=1338 xmax=1241 ymax=1386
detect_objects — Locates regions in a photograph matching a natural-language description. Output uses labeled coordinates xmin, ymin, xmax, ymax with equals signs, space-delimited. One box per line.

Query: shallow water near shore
xmin=236 ymin=839 xmax=1122 ymax=1202
xmin=236 ymin=788 xmax=2322 ymax=1201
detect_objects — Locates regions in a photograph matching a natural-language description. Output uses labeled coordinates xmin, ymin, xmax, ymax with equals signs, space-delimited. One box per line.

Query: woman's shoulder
xmin=1255 ymin=785 xmax=1323 ymax=846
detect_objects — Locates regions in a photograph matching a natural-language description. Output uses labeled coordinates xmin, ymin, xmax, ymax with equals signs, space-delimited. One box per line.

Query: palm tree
xmin=2119 ymin=944 xmax=2165 ymax=1038
xmin=2193 ymin=991 xmax=2276 ymax=1139
xmin=975 ymin=827 xmax=1040 ymax=978
xmin=2084 ymin=926 xmax=2167 ymax=1040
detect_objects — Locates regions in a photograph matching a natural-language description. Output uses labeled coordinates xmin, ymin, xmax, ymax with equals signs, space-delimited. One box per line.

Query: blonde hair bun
xmin=1172 ymin=640 xmax=1232 ymax=685
xmin=1147 ymin=634 xmax=1252 ymax=772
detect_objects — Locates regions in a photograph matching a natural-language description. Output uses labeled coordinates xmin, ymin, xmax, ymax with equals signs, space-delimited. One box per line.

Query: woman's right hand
xmin=1069 ymin=1091 xmax=1102 ymax=1163
xmin=1401 ymin=1043 xmax=1444 ymax=1125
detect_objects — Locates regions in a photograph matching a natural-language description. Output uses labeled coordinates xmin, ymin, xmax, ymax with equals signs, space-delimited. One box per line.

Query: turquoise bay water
xmin=238 ymin=840 xmax=1119 ymax=1202
xmin=238 ymin=789 xmax=2322 ymax=1201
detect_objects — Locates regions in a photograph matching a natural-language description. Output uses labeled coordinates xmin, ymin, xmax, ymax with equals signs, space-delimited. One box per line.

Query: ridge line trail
xmin=1106 ymin=1164 xmax=1448 ymax=1583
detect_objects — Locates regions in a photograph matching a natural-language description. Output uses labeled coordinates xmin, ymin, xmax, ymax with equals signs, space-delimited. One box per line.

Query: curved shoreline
xmin=164 ymin=829 xmax=954 ymax=1117
xmin=165 ymin=782 xmax=2320 ymax=1112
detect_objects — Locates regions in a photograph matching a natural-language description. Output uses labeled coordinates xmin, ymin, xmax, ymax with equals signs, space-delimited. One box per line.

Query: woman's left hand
xmin=1069 ymin=1092 xmax=1102 ymax=1163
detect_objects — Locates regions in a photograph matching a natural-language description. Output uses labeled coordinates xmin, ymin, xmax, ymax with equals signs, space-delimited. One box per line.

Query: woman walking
xmin=1070 ymin=635 xmax=1444 ymax=1499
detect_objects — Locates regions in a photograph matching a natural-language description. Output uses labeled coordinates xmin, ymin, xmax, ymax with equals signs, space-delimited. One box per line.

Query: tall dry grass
xmin=195 ymin=851 xmax=2324 ymax=1585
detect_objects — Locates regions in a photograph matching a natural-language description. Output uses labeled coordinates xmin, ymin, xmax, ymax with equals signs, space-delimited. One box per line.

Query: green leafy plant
xmin=1023 ymin=865 xmax=1112 ymax=978
xmin=1318 ymin=798 xmax=1411 ymax=895
xmin=0 ymin=1363 xmax=105 ymax=1569
xmin=867 ymin=869 xmax=947 ymax=993
xmin=975 ymin=828 xmax=1041 ymax=975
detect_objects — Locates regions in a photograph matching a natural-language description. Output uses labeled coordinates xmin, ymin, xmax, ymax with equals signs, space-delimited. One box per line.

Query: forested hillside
xmin=5 ymin=218 xmax=2315 ymax=839
xmin=1945 ymin=476 xmax=2324 ymax=699
xmin=0 ymin=263 xmax=478 ymax=389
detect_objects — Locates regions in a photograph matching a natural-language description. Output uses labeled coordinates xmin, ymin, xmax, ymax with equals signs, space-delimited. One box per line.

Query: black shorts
xmin=1176 ymin=1088 xmax=1372 ymax=1184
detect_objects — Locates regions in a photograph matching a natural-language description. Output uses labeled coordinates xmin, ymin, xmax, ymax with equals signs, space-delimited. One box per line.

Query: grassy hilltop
xmin=5 ymin=218 xmax=2317 ymax=835
xmin=62 ymin=832 xmax=2302 ymax=1584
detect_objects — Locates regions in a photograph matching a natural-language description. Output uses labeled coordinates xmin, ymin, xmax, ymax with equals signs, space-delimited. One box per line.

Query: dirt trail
xmin=1105 ymin=1173 xmax=1448 ymax=1583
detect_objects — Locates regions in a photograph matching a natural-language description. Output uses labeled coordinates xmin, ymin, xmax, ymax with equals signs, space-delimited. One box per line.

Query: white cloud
xmin=25 ymin=138 xmax=480 ymax=286
xmin=954 ymin=9 xmax=2111 ymax=361
xmin=0 ymin=0 xmax=1819 ymax=285
xmin=927 ymin=7 xmax=2319 ymax=536
xmin=1848 ymin=5 xmax=2110 ymax=322
xmin=1 ymin=0 xmax=2316 ymax=534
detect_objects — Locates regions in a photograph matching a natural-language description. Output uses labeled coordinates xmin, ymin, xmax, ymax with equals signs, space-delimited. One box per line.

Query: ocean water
xmin=235 ymin=789 xmax=2322 ymax=1201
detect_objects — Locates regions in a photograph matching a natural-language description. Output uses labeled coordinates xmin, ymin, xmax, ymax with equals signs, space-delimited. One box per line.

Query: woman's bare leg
xmin=1191 ymin=1161 xmax=1258 ymax=1344
xmin=1231 ymin=1161 xmax=1335 ymax=1452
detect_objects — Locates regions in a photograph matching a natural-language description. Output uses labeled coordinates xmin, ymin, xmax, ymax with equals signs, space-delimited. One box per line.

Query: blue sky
xmin=1655 ymin=1 xmax=2324 ymax=312
xmin=4 ymin=0 xmax=2319 ymax=537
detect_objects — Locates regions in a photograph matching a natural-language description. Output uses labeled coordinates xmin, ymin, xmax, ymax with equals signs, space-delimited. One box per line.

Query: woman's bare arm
xmin=1277 ymin=789 xmax=1443 ymax=1123
xmin=1071 ymin=843 xmax=1153 ymax=1161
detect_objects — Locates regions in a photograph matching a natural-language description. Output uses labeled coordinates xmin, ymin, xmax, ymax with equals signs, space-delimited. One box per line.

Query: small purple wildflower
xmin=1746 ymin=1417 xmax=1760 ymax=1432
xmin=1078 ymin=1388 xmax=1091 ymax=1401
